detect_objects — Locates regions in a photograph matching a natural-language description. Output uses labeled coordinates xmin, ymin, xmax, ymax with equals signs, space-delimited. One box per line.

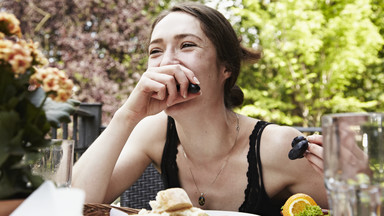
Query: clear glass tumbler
xmin=31 ymin=139 xmax=74 ymax=188
xmin=322 ymin=113 xmax=384 ymax=216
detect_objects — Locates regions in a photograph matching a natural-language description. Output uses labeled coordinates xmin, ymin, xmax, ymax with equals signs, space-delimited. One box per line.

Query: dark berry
xmin=176 ymin=83 xmax=200 ymax=93
xmin=291 ymin=135 xmax=306 ymax=147
xmin=188 ymin=83 xmax=200 ymax=93
xmin=288 ymin=136 xmax=309 ymax=160
xmin=289 ymin=148 xmax=304 ymax=160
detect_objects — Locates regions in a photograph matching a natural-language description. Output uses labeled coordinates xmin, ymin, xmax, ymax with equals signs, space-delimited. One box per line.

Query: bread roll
xmin=150 ymin=188 xmax=193 ymax=212
xmin=135 ymin=188 xmax=208 ymax=216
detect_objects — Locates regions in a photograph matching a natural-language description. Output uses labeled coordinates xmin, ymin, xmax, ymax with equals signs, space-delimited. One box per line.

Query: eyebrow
xmin=149 ymin=33 xmax=204 ymax=46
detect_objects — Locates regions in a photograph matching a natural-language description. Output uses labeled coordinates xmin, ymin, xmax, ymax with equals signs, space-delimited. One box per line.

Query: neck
xmin=176 ymin=110 xmax=240 ymax=162
xmin=179 ymin=111 xmax=240 ymax=207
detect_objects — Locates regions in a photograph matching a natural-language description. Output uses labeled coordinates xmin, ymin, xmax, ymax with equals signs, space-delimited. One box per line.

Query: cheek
xmin=147 ymin=58 xmax=160 ymax=67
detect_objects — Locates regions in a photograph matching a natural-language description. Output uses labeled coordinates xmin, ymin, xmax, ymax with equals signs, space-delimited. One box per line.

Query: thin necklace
xmin=181 ymin=113 xmax=240 ymax=206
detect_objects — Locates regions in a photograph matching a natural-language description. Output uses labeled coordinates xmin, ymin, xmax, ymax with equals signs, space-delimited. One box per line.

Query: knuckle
xmin=169 ymin=64 xmax=181 ymax=72
xmin=179 ymin=79 xmax=189 ymax=85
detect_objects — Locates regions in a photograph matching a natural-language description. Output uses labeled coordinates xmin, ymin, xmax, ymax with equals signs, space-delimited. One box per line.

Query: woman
xmin=72 ymin=2 xmax=327 ymax=215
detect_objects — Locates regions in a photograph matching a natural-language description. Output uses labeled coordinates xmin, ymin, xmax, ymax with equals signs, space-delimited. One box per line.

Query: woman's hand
xmin=305 ymin=134 xmax=324 ymax=175
xmin=305 ymin=132 xmax=372 ymax=180
xmin=120 ymin=64 xmax=201 ymax=119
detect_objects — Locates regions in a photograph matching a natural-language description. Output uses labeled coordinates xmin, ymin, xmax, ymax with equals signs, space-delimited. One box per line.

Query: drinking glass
xmin=322 ymin=113 xmax=384 ymax=216
xmin=31 ymin=139 xmax=74 ymax=188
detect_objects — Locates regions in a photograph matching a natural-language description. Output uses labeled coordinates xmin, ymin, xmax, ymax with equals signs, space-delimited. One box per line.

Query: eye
xmin=149 ymin=48 xmax=161 ymax=55
xmin=181 ymin=42 xmax=196 ymax=49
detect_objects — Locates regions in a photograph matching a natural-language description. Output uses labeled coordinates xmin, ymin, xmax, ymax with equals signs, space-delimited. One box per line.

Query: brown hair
xmin=150 ymin=2 xmax=261 ymax=108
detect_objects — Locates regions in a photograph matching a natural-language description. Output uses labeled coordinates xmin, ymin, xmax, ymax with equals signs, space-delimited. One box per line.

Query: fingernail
xmin=193 ymin=77 xmax=200 ymax=84
xmin=183 ymin=92 xmax=187 ymax=98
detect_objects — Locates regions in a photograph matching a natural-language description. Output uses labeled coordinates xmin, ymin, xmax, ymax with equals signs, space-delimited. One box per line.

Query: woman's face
xmin=148 ymin=12 xmax=229 ymax=110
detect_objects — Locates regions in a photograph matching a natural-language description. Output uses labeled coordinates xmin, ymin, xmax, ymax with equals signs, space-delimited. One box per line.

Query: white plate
xmin=205 ymin=210 xmax=260 ymax=216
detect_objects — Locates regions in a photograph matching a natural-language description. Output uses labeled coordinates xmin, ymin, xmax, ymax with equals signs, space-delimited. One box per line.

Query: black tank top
xmin=160 ymin=116 xmax=282 ymax=216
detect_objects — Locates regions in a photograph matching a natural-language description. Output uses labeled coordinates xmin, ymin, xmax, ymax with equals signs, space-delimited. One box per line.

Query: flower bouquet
xmin=0 ymin=12 xmax=79 ymax=199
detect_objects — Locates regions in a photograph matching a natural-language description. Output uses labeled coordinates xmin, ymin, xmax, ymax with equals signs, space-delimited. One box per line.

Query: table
xmin=84 ymin=203 xmax=139 ymax=216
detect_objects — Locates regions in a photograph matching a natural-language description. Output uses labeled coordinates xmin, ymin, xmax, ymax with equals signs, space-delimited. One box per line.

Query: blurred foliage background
xmin=2 ymin=0 xmax=383 ymax=127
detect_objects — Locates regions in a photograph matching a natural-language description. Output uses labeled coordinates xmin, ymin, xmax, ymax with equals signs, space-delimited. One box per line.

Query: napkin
xmin=110 ymin=208 xmax=130 ymax=216
xmin=11 ymin=181 xmax=85 ymax=216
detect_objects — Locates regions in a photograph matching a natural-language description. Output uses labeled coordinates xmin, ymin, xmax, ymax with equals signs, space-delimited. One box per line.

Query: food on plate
xmin=134 ymin=188 xmax=208 ymax=216
xmin=288 ymin=136 xmax=309 ymax=160
xmin=294 ymin=205 xmax=328 ymax=216
xmin=149 ymin=187 xmax=193 ymax=212
xmin=281 ymin=193 xmax=329 ymax=216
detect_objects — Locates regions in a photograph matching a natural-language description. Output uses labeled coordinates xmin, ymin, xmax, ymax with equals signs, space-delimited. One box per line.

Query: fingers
xmin=142 ymin=64 xmax=201 ymax=106
xmin=304 ymin=143 xmax=324 ymax=175
xmin=169 ymin=91 xmax=202 ymax=106
xmin=171 ymin=65 xmax=199 ymax=98
xmin=305 ymin=154 xmax=324 ymax=176
xmin=307 ymin=134 xmax=323 ymax=145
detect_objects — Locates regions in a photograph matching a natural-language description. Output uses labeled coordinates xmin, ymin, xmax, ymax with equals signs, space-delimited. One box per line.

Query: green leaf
xmin=26 ymin=87 xmax=79 ymax=128
xmin=0 ymin=111 xmax=23 ymax=167
xmin=0 ymin=166 xmax=43 ymax=199
xmin=43 ymin=97 xmax=79 ymax=128
xmin=27 ymin=87 xmax=46 ymax=108
xmin=235 ymin=0 xmax=384 ymax=126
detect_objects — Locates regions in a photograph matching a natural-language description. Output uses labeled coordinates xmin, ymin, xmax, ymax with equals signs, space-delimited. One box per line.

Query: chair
xmin=51 ymin=103 xmax=103 ymax=160
xmin=120 ymin=163 xmax=164 ymax=209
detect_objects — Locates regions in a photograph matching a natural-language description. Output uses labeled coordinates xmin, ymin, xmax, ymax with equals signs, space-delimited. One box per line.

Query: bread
xmin=135 ymin=188 xmax=208 ymax=216
xmin=149 ymin=188 xmax=193 ymax=212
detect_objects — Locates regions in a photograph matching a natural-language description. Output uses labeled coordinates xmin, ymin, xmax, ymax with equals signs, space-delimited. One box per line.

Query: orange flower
xmin=32 ymin=67 xmax=73 ymax=102
xmin=7 ymin=43 xmax=33 ymax=75
xmin=0 ymin=12 xmax=74 ymax=103
xmin=1 ymin=40 xmax=47 ymax=76
xmin=0 ymin=12 xmax=22 ymax=38
xmin=54 ymin=89 xmax=72 ymax=102
xmin=23 ymin=40 xmax=49 ymax=66
xmin=0 ymin=39 xmax=13 ymax=61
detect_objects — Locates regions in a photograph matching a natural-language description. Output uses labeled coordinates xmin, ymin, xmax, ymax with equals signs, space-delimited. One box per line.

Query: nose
xmin=160 ymin=49 xmax=179 ymax=66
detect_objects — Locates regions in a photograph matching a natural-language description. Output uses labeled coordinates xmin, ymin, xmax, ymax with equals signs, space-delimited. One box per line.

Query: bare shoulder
xmin=125 ymin=111 xmax=168 ymax=164
xmin=258 ymin=124 xmax=303 ymax=174
xmin=259 ymin=123 xmax=328 ymax=207
xmin=133 ymin=111 xmax=168 ymax=138
xmin=262 ymin=124 xmax=301 ymax=153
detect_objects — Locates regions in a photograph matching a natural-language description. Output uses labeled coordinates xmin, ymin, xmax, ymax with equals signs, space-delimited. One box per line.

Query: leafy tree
xmin=1 ymin=0 xmax=160 ymax=124
xmin=3 ymin=0 xmax=383 ymax=128
xmin=230 ymin=0 xmax=384 ymax=126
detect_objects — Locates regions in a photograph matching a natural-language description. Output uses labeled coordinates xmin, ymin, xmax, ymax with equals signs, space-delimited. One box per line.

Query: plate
xmin=205 ymin=210 xmax=260 ymax=216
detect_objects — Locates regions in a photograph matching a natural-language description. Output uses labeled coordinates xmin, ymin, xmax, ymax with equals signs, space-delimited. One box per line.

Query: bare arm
xmin=72 ymin=109 xmax=142 ymax=203
xmin=102 ymin=113 xmax=168 ymax=203
xmin=72 ymin=65 xmax=201 ymax=203
xmin=261 ymin=126 xmax=328 ymax=208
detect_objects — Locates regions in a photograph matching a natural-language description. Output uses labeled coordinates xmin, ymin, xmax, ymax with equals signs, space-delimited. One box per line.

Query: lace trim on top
xmin=161 ymin=117 xmax=280 ymax=215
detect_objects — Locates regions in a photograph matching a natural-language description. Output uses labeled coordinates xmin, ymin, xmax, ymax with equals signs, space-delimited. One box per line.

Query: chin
xmin=165 ymin=101 xmax=197 ymax=117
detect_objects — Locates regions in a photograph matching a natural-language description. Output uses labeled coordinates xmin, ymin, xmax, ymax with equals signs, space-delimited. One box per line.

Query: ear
xmin=223 ymin=67 xmax=232 ymax=80
xmin=219 ymin=63 xmax=231 ymax=79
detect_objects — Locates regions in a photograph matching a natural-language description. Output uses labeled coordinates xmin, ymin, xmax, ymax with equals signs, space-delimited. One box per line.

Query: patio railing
xmin=50 ymin=103 xmax=103 ymax=160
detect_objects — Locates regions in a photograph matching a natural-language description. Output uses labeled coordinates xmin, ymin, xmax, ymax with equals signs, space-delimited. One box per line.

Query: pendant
xmin=198 ymin=193 xmax=205 ymax=206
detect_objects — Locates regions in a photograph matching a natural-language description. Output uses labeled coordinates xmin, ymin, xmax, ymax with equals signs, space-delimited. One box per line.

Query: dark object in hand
xmin=288 ymin=136 xmax=308 ymax=160
xmin=177 ymin=83 xmax=200 ymax=93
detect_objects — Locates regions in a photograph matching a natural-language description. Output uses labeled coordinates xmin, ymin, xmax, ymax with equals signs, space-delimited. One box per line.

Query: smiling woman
xmin=72 ymin=3 xmax=328 ymax=216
